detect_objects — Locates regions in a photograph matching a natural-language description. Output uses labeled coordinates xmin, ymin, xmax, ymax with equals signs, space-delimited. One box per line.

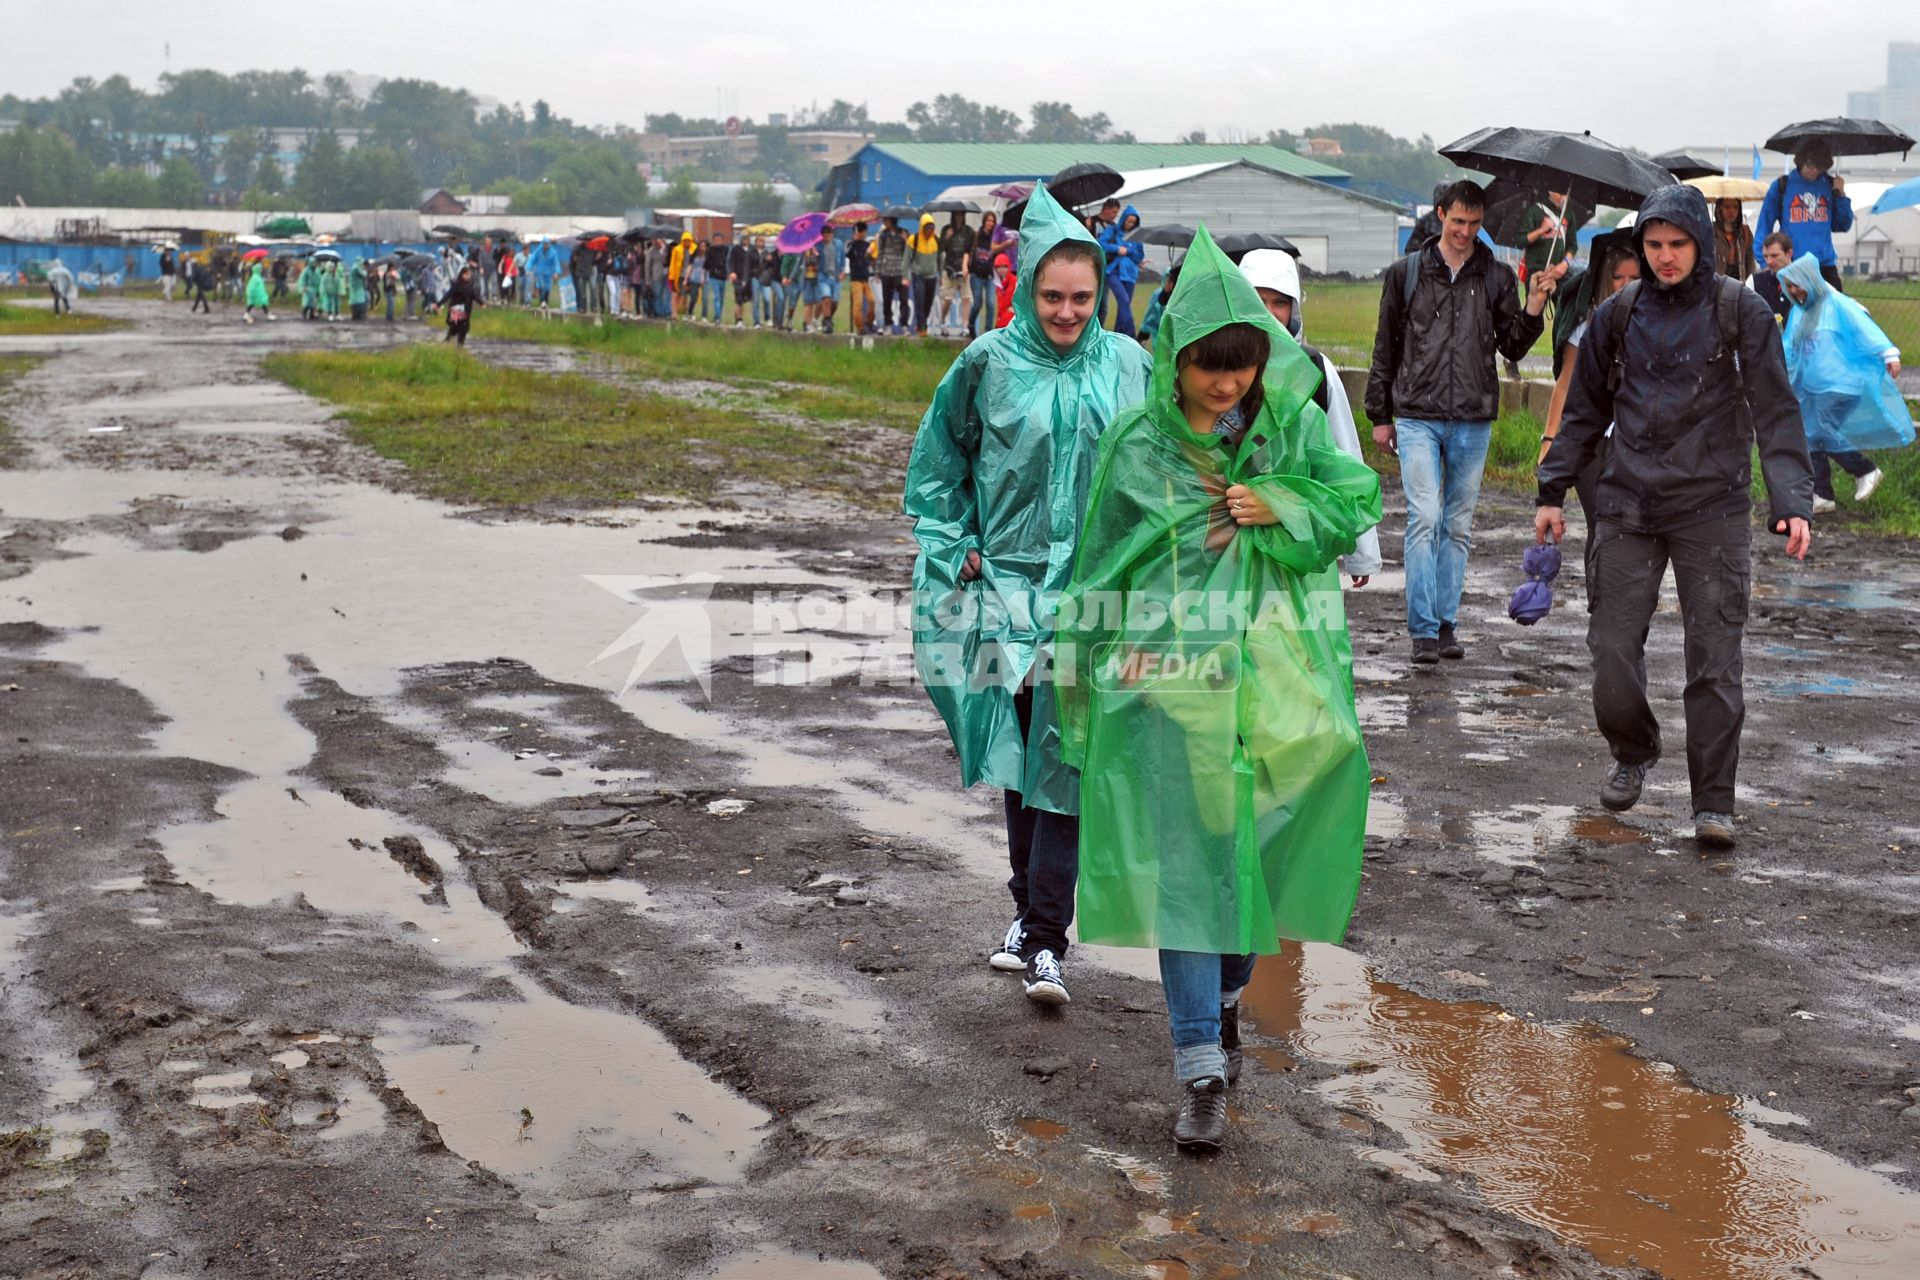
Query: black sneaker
xmin=1221 ymin=1004 xmax=1243 ymax=1084
xmin=1411 ymin=637 xmax=1440 ymax=666
xmin=1601 ymin=759 xmax=1654 ymax=812
xmin=989 ymin=917 xmax=1027 ymax=972
xmin=1173 ymin=1076 xmax=1228 ymax=1152
xmin=1437 ymin=625 xmax=1465 ymax=660
xmin=1023 ymin=949 xmax=1070 ymax=1006
xmin=1694 ymin=811 xmax=1736 ymax=849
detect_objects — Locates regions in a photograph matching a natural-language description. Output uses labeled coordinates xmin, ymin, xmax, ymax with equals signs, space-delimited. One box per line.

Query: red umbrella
xmin=828 ymin=202 xmax=879 ymax=228
xmin=585 ymin=235 xmax=611 ymax=251
xmin=777 ymin=212 xmax=828 ymax=254
xmin=241 ymin=248 xmax=271 ymax=261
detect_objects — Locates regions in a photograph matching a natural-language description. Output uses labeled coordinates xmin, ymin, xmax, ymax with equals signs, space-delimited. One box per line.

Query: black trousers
xmin=1810 ymin=446 xmax=1874 ymax=500
xmin=881 ymin=276 xmax=909 ymax=326
xmin=1587 ymin=514 xmax=1749 ymax=814
xmin=1820 ymin=263 xmax=1845 ymax=294
xmin=1002 ymin=686 xmax=1078 ymax=959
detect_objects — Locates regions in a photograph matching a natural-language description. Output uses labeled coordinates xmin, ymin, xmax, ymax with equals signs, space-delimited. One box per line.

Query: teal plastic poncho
xmin=905 ymin=184 xmax=1153 ymax=815
xmin=349 ymin=261 xmax=369 ymax=307
xmin=1057 ymin=228 xmax=1383 ymax=954
xmin=1779 ymin=254 xmax=1913 ymax=452
xmin=244 ymin=263 xmax=269 ymax=308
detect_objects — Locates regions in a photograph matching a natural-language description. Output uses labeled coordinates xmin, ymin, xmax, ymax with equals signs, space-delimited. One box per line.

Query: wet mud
xmin=1 ymin=298 xmax=1916 ymax=1278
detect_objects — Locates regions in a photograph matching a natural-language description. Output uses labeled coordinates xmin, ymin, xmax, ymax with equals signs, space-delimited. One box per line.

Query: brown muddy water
xmin=1241 ymin=944 xmax=1920 ymax=1279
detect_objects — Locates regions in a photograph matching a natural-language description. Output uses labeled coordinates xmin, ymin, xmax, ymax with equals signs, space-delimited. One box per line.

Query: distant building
xmin=1299 ymin=138 xmax=1345 ymax=157
xmin=457 ymin=194 xmax=514 ymax=216
xmin=1848 ymin=41 xmax=1920 ymax=142
xmin=826 ymin=142 xmax=1352 ymax=212
xmin=418 ymin=189 xmax=466 ymax=215
xmin=638 ymin=130 xmax=872 ymax=173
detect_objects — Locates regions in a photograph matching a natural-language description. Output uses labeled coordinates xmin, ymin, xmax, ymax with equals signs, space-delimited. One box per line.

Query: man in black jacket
xmin=1368 ymin=179 xmax=1560 ymax=666
xmin=1535 ymin=183 xmax=1813 ymax=850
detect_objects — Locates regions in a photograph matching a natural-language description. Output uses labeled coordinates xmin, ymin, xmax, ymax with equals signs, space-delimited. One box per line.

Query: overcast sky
xmin=16 ymin=0 xmax=1911 ymax=153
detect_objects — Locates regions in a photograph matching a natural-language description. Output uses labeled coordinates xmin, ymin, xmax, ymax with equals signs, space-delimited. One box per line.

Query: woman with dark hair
xmin=966 ymin=210 xmax=1000 ymax=338
xmin=1058 ymin=228 xmax=1381 ymax=1155
xmin=444 ymin=266 xmax=477 ymax=347
xmin=1713 ymin=197 xmax=1753 ymax=281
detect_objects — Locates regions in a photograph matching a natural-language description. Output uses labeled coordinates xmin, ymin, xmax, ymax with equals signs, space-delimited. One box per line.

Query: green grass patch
xmin=469 ymin=308 xmax=953 ymax=432
xmin=0 ymin=300 xmax=123 ymax=335
xmin=262 ymin=343 xmax=870 ymax=507
xmin=0 ymin=354 xmax=46 ymax=467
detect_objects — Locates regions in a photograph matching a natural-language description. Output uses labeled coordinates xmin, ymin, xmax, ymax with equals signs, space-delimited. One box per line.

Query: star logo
xmin=585 ymin=573 xmax=722 ymax=699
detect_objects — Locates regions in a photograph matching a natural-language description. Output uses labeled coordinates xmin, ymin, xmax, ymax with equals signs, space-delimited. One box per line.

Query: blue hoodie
xmin=1098 ymin=205 xmax=1143 ymax=285
xmin=1754 ymin=170 xmax=1853 ymax=269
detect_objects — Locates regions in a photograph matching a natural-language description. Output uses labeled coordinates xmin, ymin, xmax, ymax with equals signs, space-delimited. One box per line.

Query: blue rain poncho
xmin=1779 ymin=254 xmax=1913 ymax=452
xmin=904 ymin=185 xmax=1153 ymax=815
xmin=1057 ymin=229 xmax=1382 ymax=953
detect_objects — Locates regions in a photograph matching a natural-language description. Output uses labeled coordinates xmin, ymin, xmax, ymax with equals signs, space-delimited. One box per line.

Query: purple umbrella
xmin=989 ymin=182 xmax=1032 ymax=201
xmin=1508 ymin=543 xmax=1562 ymax=626
xmin=777 ymin=213 xmax=828 ymax=255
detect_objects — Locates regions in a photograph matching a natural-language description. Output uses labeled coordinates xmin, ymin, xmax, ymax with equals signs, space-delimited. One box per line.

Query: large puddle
xmin=1241 ymin=944 xmax=1920 ymax=1279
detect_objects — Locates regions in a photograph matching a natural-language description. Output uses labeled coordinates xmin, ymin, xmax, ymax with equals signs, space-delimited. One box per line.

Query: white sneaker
xmin=1812 ymin=496 xmax=1838 ymax=515
xmin=989 ymin=918 xmax=1026 ymax=972
xmin=1023 ymin=949 xmax=1070 ymax=1006
xmin=1854 ymin=469 xmax=1884 ymax=502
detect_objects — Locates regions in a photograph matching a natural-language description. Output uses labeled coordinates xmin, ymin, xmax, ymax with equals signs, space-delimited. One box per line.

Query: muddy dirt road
xmin=2 ymin=299 xmax=1918 ymax=1280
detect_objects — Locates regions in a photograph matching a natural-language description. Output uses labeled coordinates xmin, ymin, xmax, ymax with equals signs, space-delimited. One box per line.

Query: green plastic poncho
xmin=905 ymin=184 xmax=1153 ymax=815
xmin=1057 ymin=228 xmax=1383 ymax=954
xmin=297 ymin=262 xmax=318 ymax=305
xmin=349 ymin=261 xmax=369 ymax=308
xmin=244 ymin=263 xmax=269 ymax=308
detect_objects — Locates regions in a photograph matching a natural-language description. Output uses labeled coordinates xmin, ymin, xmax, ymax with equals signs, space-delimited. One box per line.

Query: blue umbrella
xmin=1870 ymin=174 xmax=1920 ymax=215
xmin=1508 ymin=543 xmax=1562 ymax=626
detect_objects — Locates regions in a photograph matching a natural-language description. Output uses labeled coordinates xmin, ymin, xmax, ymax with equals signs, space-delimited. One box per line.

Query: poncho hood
xmin=1007 ymin=182 xmax=1112 ymax=367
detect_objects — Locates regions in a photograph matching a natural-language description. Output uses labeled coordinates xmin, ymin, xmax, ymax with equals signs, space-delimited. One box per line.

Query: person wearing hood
xmin=1057 ymin=228 xmax=1382 ymax=1153
xmin=1368 ymin=179 xmax=1559 ymax=667
xmin=348 ymin=260 xmax=369 ymax=320
xmin=295 ymin=258 xmax=318 ymax=320
xmin=906 ymin=213 xmax=942 ymax=336
xmin=1754 ymin=143 xmax=1853 ymax=291
xmin=904 ymin=185 xmax=1153 ymax=1010
xmin=1537 ymin=183 xmax=1814 ymax=851
xmin=1713 ymin=198 xmax=1753 ymax=282
xmin=1238 ymin=248 xmax=1383 ymax=587
xmin=1097 ymin=205 xmax=1145 ymax=338
xmin=1777 ymin=252 xmax=1907 ymax=514
xmin=667 ymin=232 xmax=695 ymax=319
xmin=243 ymin=260 xmax=272 ymax=324
xmin=45 ymin=257 xmax=76 ymax=316
xmin=333 ymin=258 xmax=351 ymax=320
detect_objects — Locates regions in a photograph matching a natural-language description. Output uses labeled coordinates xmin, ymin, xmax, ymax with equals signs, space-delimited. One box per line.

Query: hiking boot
xmin=1694 ymin=811 xmax=1737 ymax=849
xmin=1437 ymin=624 xmax=1465 ymax=660
xmin=1811 ymin=496 xmax=1838 ymax=515
xmin=1220 ymin=1004 xmax=1243 ymax=1084
xmin=1600 ymin=759 xmax=1654 ymax=811
xmin=989 ymin=918 xmax=1027 ymax=972
xmin=1855 ymin=469 xmax=1884 ymax=502
xmin=1173 ymin=1076 xmax=1229 ymax=1152
xmin=1023 ymin=949 xmax=1070 ymax=1006
xmin=1410 ymin=637 xmax=1440 ymax=666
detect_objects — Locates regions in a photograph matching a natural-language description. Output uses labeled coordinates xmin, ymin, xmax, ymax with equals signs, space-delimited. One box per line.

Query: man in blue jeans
xmin=1366 ymin=179 xmax=1560 ymax=665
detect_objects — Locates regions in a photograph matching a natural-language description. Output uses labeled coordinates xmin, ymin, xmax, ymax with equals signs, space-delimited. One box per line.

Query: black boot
xmin=1174 ymin=1076 xmax=1228 ymax=1152
xmin=1221 ymin=1004 xmax=1243 ymax=1084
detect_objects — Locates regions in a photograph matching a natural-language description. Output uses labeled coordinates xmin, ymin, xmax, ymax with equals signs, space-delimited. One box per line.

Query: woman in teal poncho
xmin=904 ymin=184 xmax=1152 ymax=1008
xmin=242 ymin=262 xmax=272 ymax=324
xmin=1058 ymin=228 xmax=1381 ymax=1153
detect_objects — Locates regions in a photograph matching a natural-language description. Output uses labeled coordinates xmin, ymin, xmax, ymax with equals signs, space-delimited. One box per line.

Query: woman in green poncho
xmin=348 ymin=260 xmax=369 ymax=321
xmin=905 ymin=184 xmax=1152 ymax=1008
xmin=1058 ymin=228 xmax=1382 ymax=1153
xmin=242 ymin=262 xmax=272 ymax=324
xmin=297 ymin=260 xmax=320 ymax=320
xmin=332 ymin=259 xmax=351 ymax=320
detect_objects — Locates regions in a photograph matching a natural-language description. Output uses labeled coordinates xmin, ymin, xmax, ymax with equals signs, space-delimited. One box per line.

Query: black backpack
xmin=1602 ymin=276 xmax=1751 ymax=450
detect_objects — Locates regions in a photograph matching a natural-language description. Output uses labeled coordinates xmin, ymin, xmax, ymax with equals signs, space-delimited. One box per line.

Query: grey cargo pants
xmin=1586 ymin=514 xmax=1750 ymax=815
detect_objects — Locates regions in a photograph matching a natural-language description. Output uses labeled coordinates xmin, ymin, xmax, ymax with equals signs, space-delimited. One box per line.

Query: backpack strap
xmin=1399 ymin=249 xmax=1423 ymax=311
xmin=1605 ymin=280 xmax=1642 ymax=394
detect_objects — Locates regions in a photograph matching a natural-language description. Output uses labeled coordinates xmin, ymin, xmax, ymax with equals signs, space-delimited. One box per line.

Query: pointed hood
xmin=1007 ymin=182 xmax=1110 ymax=365
xmin=1148 ymin=226 xmax=1320 ymax=444
xmin=914 ymin=213 xmax=939 ymax=254
xmin=1633 ymin=182 xmax=1716 ymax=295
xmin=1778 ymin=252 xmax=1831 ymax=323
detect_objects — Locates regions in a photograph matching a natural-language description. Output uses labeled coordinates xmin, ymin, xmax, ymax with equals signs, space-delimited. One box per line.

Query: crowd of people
xmin=903 ymin=172 xmax=1909 ymax=1156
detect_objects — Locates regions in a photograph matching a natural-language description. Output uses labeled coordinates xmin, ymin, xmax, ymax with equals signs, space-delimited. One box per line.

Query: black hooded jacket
xmin=1366 ymin=239 xmax=1543 ymax=424
xmin=1537 ymin=184 xmax=1813 ymax=532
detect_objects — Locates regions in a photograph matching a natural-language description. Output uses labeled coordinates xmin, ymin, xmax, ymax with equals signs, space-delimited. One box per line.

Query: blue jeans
xmin=752 ymin=280 xmax=773 ymax=325
xmin=967 ymin=275 xmax=991 ymax=335
xmin=1160 ymin=950 xmax=1257 ymax=1084
xmin=1396 ymin=418 xmax=1492 ymax=639
xmin=783 ymin=280 xmax=805 ymax=324
xmin=704 ymin=276 xmax=727 ymax=320
xmin=1107 ymin=275 xmax=1137 ymax=338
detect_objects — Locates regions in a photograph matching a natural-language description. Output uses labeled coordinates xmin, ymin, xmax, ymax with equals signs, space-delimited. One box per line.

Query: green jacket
xmin=1057 ymin=228 xmax=1382 ymax=952
xmin=906 ymin=216 xmax=942 ymax=280
xmin=904 ymin=184 xmax=1152 ymax=815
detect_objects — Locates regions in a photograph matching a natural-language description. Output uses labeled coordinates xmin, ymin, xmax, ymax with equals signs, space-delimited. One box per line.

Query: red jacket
xmin=994 ymin=256 xmax=1015 ymax=328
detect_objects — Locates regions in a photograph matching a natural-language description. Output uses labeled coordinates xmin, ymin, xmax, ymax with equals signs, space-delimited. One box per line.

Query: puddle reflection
xmin=1240 ymin=945 xmax=1920 ymax=1279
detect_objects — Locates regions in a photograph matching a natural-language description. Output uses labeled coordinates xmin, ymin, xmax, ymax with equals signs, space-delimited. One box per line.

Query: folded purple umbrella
xmin=1508 ymin=542 xmax=1562 ymax=626
xmin=777 ymin=212 xmax=828 ymax=254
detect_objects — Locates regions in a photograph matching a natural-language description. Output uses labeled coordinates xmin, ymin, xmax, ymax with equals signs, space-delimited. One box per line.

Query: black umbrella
xmin=1652 ymin=151 xmax=1722 ymax=181
xmin=1216 ymin=231 xmax=1301 ymax=262
xmin=1765 ymin=117 xmax=1916 ymax=159
xmin=922 ymin=199 xmax=980 ymax=214
xmin=1129 ymin=223 xmax=1197 ymax=247
xmin=430 ymin=224 xmax=467 ymax=237
xmin=880 ymin=205 xmax=918 ymax=221
xmin=1046 ymin=162 xmax=1125 ymax=211
xmin=1438 ymin=126 xmax=1674 ymax=210
xmin=368 ymin=253 xmax=404 ymax=268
